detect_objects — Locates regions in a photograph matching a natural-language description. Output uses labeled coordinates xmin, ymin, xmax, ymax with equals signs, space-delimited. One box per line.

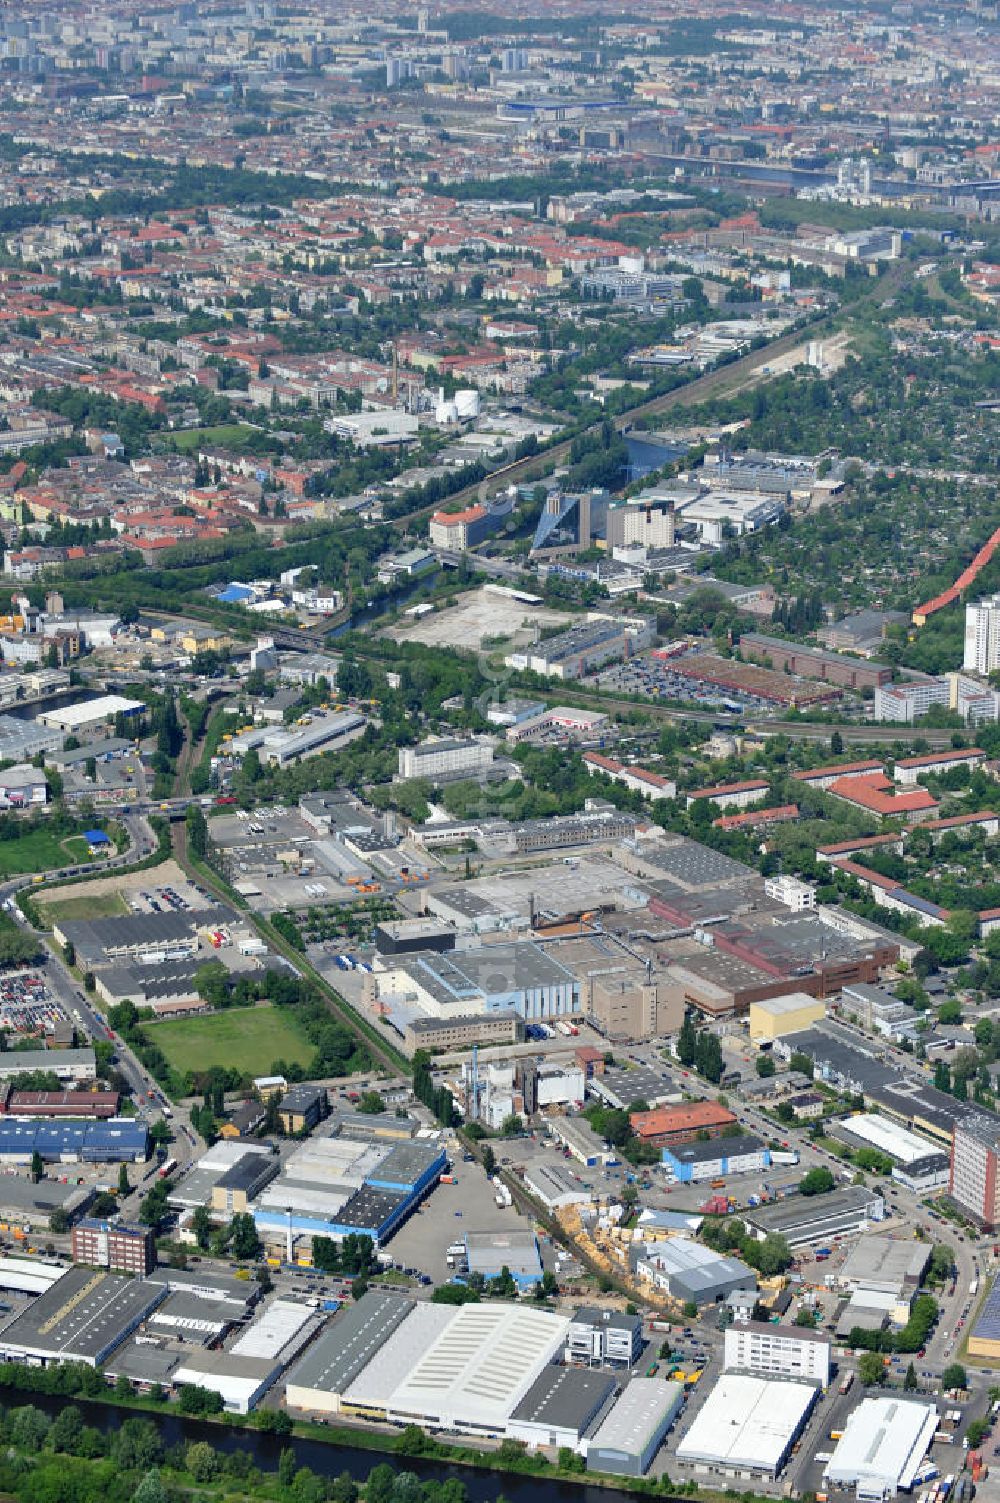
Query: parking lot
xmin=0 ymin=968 xmax=72 ymax=1040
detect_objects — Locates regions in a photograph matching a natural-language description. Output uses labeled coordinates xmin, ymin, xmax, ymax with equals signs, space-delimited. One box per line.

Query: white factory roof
xmin=281 ymin=1137 xmax=381 ymax=1184
xmin=343 ymin=1303 xmax=454 ymax=1408
xmin=0 ymin=1255 xmax=67 ymax=1295
xmin=824 ymin=1397 xmax=938 ymax=1493
xmin=589 ymin=1378 xmax=683 ymax=1456
xmin=256 ymin=1184 xmax=352 ymax=1217
xmin=171 ymin=1351 xmax=276 ymax=1414
xmin=38 ymin=695 xmax=144 ymax=731
xmin=840 ymin=1113 xmax=937 ymax=1166
xmin=676 ymin=1374 xmax=816 ymax=1472
xmin=752 ymin=991 xmax=820 ymax=1016
xmin=231 ymin=1300 xmax=314 ymax=1361
xmin=388 ymin=1303 xmax=570 ymax=1429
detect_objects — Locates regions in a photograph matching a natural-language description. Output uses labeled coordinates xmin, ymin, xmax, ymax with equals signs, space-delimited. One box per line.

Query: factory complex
xmin=286 ymin=1290 xmax=683 ymax=1469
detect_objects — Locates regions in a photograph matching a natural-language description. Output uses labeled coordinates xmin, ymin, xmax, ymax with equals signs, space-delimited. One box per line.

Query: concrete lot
xmin=385 ymin=587 xmax=572 ymax=652
xmin=385 ymin=1145 xmax=536 ymax=1279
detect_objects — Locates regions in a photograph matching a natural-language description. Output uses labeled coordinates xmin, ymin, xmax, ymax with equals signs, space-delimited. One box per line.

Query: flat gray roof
xmin=510 ymin=1363 xmax=616 ymax=1432
xmin=0 ymin=1267 xmax=164 ymax=1362
xmin=744 ymin=1186 xmax=882 ymax=1237
xmin=285 ymin=1291 xmax=413 ymax=1397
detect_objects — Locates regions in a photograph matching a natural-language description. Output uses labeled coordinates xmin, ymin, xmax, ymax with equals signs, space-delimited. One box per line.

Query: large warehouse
xmin=0 ymin=1117 xmax=148 ymax=1164
xmin=252 ymin=1137 xmax=446 ymax=1250
xmin=675 ymin=1373 xmax=818 ymax=1478
xmin=741 ymin=1186 xmax=884 ymax=1248
xmin=633 ymin=1236 xmax=756 ymax=1306
xmin=824 ymin=1397 xmax=938 ymax=1499
xmin=830 ymin=1113 xmax=950 ymax=1192
xmin=285 ymin=1293 xmax=570 ymax=1437
xmin=0 ymin=1267 xmax=165 ymax=1366
xmin=661 ymin=1135 xmax=769 ymax=1184
xmin=586 ymin=1379 xmax=684 ymax=1477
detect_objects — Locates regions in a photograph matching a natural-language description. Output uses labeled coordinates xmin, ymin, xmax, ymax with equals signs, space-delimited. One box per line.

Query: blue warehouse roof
xmin=0 ymin=1117 xmax=148 ymax=1162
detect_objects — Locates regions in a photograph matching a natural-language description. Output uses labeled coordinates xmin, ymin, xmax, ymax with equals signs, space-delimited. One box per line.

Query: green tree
xmin=191 ymin=1205 xmax=212 ymax=1251
xmin=756 ymin=1054 xmax=776 ymax=1078
xmin=858 ymin=1351 xmax=886 ymax=1386
xmin=118 ymin=1162 xmax=130 ymax=1196
xmin=941 ymin=1362 xmax=967 ymax=1391
xmin=186 ymin=1442 xmax=219 ymax=1483
xmin=903 ymin=1362 xmax=918 ymax=1391
xmin=29 ymin=1149 xmax=43 ymax=1184
xmin=799 ymin=1166 xmax=835 ymax=1196
xmin=358 ymin=1090 xmax=385 ymax=1114
xmin=678 ymin=1013 xmax=696 ymax=1067
xmin=229 ymin=1211 xmax=260 ymax=1261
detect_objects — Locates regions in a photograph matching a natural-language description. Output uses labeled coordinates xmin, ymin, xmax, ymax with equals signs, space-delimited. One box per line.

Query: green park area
xmin=149 ymin=1004 xmax=314 ymax=1077
xmin=0 ymin=831 xmax=94 ymax=880
xmin=162 ymin=424 xmax=264 ymax=454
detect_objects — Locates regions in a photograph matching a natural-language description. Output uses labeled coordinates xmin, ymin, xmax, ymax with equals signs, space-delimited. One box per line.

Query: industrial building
xmin=824 ymin=1397 xmax=938 ymax=1499
xmin=586 ymin=1378 xmax=684 ymax=1476
xmin=831 ymin=1113 xmax=949 ymax=1192
xmin=52 ymin=907 xmax=233 ymax=965
xmin=723 ymin=1321 xmax=830 ymax=1386
xmin=170 ymin=1298 xmax=318 ymax=1414
xmin=740 ymin=1185 xmax=885 ymax=1247
xmin=464 ymin=1230 xmax=544 ymax=1290
xmin=0 ymin=1048 xmax=95 ymax=1083
xmin=967 ymin=1277 xmax=1000 ymax=1360
xmin=0 ymin=1117 xmax=148 ymax=1164
xmin=0 ymin=1175 xmax=94 ymax=1231
xmin=168 ymin=1139 xmax=277 ymax=1212
xmin=506 ymin=614 xmax=654 ymax=681
xmin=676 ymin=1373 xmax=818 ymax=1477
xmin=738 ymin=634 xmax=892 ymax=691
xmin=748 ymin=992 xmax=826 ymax=1042
xmin=228 ymin=710 xmax=366 ymax=767
xmin=0 ymin=1266 xmax=165 ymax=1365
xmin=377 ymin=943 xmax=578 ymax=1024
xmin=629 ymin=1101 xmax=737 ymax=1147
xmin=507 ymin=1366 xmax=617 ymax=1452
xmin=38 ymin=694 xmax=145 ymax=734
xmin=633 ymin=1236 xmax=756 ymax=1306
xmin=661 ymin=1134 xmax=769 ymax=1183
xmin=252 ymin=1136 xmax=446 ymax=1250
xmin=0 ymin=1088 xmax=120 ymax=1119
xmin=837 ymin=1236 xmax=930 ymax=1298
xmin=0 ymin=1255 xmax=68 ymax=1296
xmin=285 ymin=1291 xmax=414 ymax=1415
xmin=71 ymin=1219 xmax=156 ymax=1275
xmin=285 ymin=1292 xmax=571 ymax=1437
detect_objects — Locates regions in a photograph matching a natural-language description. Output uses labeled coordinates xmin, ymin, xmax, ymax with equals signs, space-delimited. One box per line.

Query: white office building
xmin=723 ymin=1321 xmax=830 ymax=1387
xmin=398 ymin=738 xmax=495 ymax=780
xmin=763 ymin=875 xmax=816 ymax=912
xmin=964 ymin=594 xmax=1000 ymax=676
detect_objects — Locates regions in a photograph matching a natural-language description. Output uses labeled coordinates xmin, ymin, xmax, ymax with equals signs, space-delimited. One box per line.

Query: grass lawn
xmin=40 ymin=890 xmax=129 ymax=922
xmin=0 ymin=830 xmax=94 ymax=879
xmin=161 ymin=424 xmax=263 ymax=454
xmin=150 ymin=1005 xmax=313 ymax=1077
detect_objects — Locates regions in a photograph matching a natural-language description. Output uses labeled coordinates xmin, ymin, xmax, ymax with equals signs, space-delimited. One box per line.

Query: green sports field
xmin=150 ymin=1005 xmax=313 ymax=1077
